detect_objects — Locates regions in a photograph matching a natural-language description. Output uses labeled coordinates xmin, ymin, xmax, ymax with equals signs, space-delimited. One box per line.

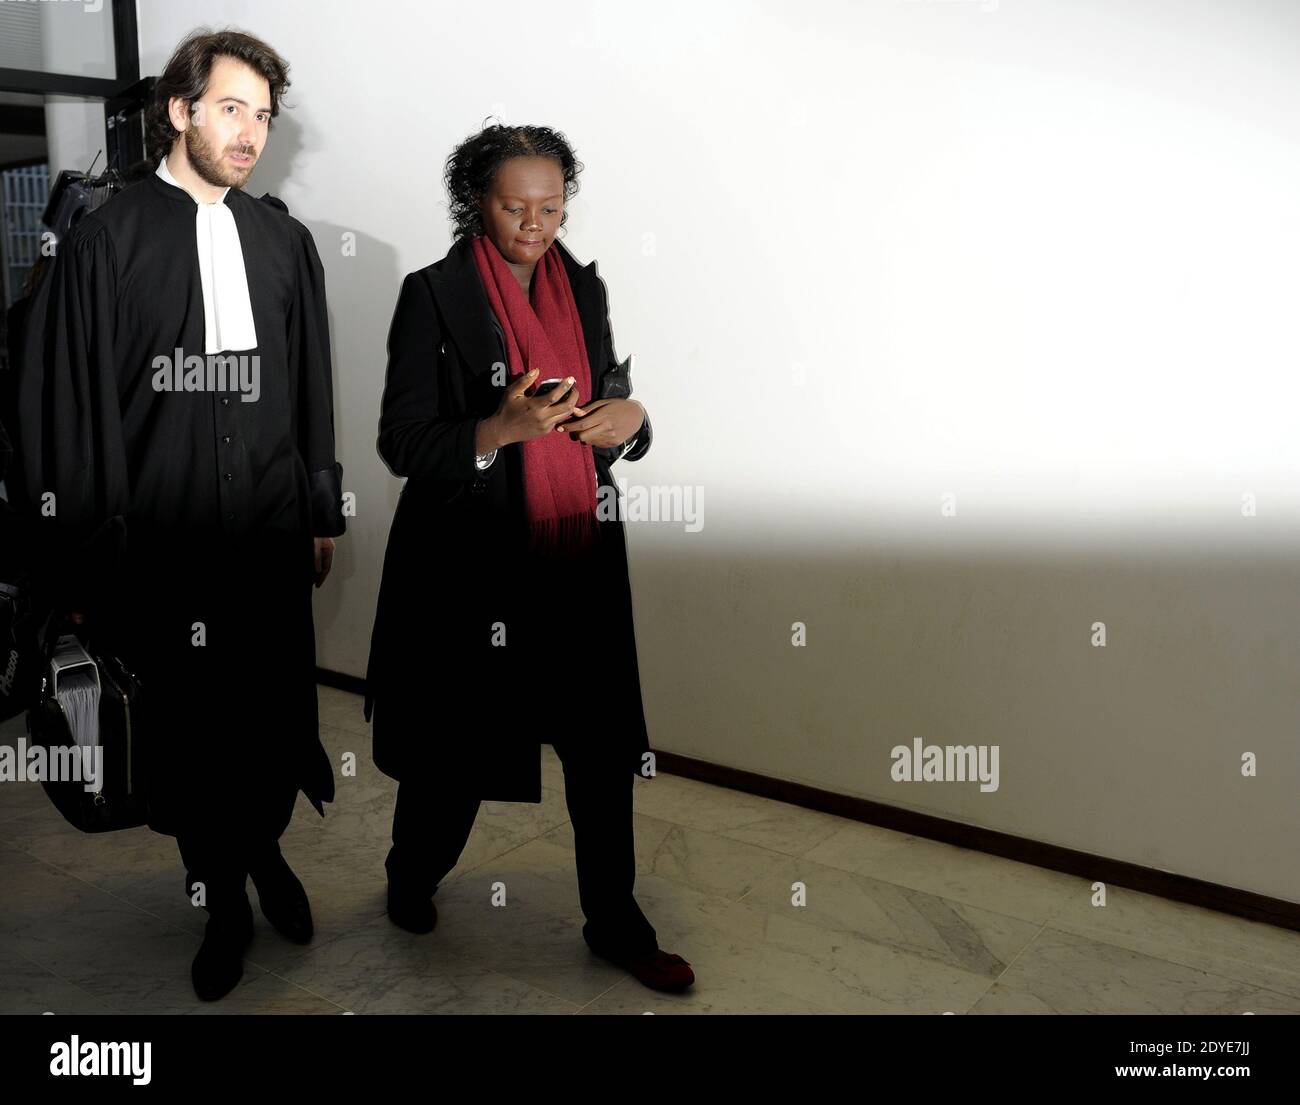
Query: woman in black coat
xmin=364 ymin=124 xmax=693 ymax=992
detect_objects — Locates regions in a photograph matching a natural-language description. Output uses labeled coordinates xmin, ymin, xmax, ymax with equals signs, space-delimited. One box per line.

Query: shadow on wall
xmin=624 ymin=538 xmax=1300 ymax=905
xmin=248 ymin=110 xmax=403 ymax=638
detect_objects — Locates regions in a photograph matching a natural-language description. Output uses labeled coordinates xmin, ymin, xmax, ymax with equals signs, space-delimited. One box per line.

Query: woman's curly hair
xmin=444 ymin=122 xmax=583 ymax=240
xmin=144 ymin=28 xmax=291 ymax=164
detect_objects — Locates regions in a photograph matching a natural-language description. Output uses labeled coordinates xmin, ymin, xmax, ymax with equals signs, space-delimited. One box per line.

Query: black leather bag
xmin=28 ymin=631 xmax=149 ymax=833
xmin=596 ymin=354 xmax=652 ymax=462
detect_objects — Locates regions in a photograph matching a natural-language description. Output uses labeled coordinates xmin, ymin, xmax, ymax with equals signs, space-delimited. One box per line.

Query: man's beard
xmin=184 ymin=125 xmax=255 ymax=189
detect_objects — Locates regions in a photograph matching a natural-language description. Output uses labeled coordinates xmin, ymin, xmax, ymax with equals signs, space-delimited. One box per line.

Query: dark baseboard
xmin=315 ymin=668 xmax=1300 ymax=934
xmin=317 ymin=667 xmax=367 ymax=697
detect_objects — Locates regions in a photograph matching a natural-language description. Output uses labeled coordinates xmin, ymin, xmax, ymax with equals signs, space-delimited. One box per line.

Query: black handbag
xmin=596 ymin=353 xmax=652 ymax=462
xmin=27 ymin=629 xmax=149 ymax=833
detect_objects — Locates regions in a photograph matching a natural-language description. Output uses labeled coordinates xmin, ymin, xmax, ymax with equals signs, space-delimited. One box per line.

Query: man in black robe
xmin=11 ymin=30 xmax=345 ymax=1001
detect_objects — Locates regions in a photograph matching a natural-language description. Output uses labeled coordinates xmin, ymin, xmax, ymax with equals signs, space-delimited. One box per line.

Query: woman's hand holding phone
xmin=480 ymin=369 xmax=583 ymax=450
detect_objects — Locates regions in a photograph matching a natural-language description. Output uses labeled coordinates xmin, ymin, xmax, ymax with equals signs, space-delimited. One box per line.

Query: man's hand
xmin=555 ymin=398 xmax=644 ymax=449
xmin=313 ymin=537 xmax=335 ymax=587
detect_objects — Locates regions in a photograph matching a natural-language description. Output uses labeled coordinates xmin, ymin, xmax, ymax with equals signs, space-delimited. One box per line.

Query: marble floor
xmin=1 ymin=685 xmax=1298 ymax=1014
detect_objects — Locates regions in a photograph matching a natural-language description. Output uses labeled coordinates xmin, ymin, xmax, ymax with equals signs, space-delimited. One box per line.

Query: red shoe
xmin=595 ymin=945 xmax=695 ymax=992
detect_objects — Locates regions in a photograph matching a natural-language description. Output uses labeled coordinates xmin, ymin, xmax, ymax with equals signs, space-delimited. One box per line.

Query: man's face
xmin=174 ymin=55 xmax=271 ymax=189
xmin=479 ymin=156 xmax=566 ymax=264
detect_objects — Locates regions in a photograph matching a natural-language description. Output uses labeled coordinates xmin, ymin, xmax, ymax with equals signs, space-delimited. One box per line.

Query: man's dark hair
xmin=444 ymin=122 xmax=583 ymax=240
xmin=144 ymin=28 xmax=291 ymax=163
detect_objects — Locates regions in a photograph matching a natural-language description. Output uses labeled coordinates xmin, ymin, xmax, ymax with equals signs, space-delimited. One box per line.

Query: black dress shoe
xmin=387 ymin=884 xmax=437 ymax=934
xmin=249 ymin=849 xmax=313 ymax=944
xmin=192 ymin=901 xmax=254 ymax=1002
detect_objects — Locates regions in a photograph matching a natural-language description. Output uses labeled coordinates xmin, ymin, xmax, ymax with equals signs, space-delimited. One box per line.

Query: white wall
xmin=32 ymin=0 xmax=118 ymax=178
xmin=42 ymin=96 xmax=104 ymax=179
xmin=137 ymin=0 xmax=1300 ymax=904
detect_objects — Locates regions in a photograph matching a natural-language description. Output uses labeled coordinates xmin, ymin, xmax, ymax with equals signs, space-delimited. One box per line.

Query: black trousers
xmin=385 ymin=739 xmax=658 ymax=958
xmin=176 ymin=777 xmax=299 ymax=913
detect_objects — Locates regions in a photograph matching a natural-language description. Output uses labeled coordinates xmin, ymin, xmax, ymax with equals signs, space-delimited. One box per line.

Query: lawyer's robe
xmin=12 ymin=171 xmax=345 ymax=836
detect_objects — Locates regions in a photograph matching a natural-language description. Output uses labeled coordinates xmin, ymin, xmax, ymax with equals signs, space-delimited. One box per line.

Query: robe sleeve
xmin=287 ymin=219 xmax=346 ymax=538
xmin=14 ymin=220 xmax=130 ymax=539
xmin=376 ymin=271 xmax=482 ymax=482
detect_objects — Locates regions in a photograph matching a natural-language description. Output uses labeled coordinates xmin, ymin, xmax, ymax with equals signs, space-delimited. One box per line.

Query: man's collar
xmin=156 ymin=155 xmax=231 ymax=206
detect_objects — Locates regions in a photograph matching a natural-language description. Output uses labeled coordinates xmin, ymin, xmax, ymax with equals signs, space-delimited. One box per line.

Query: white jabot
xmin=156 ymin=157 xmax=258 ymax=354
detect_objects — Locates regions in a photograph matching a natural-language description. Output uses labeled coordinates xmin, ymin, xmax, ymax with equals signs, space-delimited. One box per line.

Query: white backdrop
xmin=137 ymin=0 xmax=1300 ymax=903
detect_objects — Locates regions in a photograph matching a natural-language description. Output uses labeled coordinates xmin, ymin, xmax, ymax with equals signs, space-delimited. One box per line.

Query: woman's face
xmin=479 ymin=155 xmax=566 ymax=266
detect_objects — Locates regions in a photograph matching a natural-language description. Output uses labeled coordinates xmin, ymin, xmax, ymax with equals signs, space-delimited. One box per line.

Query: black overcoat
xmin=363 ymin=235 xmax=653 ymax=802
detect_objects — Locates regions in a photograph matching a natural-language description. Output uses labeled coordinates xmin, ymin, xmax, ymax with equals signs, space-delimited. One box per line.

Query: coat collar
xmin=428 ymin=234 xmax=602 ymax=380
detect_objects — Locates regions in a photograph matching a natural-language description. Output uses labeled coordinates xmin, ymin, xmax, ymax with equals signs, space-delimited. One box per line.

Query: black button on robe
xmin=11 ymin=172 xmax=346 ymax=835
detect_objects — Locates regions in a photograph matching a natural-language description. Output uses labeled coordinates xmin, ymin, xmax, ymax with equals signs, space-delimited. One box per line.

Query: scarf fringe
xmin=527 ymin=509 xmax=601 ymax=559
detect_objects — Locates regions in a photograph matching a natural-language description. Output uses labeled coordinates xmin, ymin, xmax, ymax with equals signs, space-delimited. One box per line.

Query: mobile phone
xmin=530 ymin=377 xmax=567 ymax=398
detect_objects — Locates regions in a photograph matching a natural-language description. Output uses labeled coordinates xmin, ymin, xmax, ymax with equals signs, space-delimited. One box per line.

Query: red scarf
xmin=470 ymin=234 xmax=600 ymax=557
